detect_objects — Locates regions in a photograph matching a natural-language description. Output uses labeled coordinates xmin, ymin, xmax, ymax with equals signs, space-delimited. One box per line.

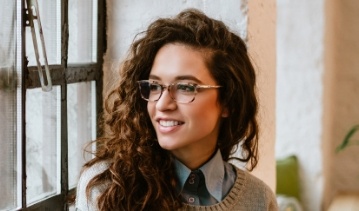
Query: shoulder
xmin=75 ymin=161 xmax=110 ymax=211
xmin=232 ymin=165 xmax=278 ymax=210
xmin=235 ymin=166 xmax=271 ymax=191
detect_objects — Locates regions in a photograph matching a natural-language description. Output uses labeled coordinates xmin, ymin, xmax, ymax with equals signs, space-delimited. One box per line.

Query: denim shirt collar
xmin=174 ymin=150 xmax=224 ymax=202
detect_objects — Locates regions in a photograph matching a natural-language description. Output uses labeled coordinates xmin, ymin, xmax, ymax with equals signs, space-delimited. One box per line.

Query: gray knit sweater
xmin=75 ymin=162 xmax=278 ymax=211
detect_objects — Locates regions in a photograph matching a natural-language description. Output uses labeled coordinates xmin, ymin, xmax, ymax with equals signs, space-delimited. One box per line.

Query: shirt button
xmin=188 ymin=197 xmax=195 ymax=203
xmin=189 ymin=174 xmax=196 ymax=184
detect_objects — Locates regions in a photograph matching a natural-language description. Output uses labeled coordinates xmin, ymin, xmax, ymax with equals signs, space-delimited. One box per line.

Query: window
xmin=0 ymin=0 xmax=106 ymax=210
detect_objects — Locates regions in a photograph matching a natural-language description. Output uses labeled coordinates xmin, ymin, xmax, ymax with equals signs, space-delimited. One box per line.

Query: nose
xmin=155 ymin=87 xmax=177 ymax=111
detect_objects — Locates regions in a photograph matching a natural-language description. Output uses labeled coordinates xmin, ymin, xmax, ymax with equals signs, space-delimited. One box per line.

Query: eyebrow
xmin=148 ymin=74 xmax=203 ymax=83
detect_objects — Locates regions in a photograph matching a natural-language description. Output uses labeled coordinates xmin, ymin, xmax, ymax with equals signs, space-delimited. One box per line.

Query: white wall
xmin=275 ymin=1 xmax=325 ymax=210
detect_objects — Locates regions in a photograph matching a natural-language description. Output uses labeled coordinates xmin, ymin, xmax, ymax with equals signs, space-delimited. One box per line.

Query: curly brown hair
xmin=82 ymin=8 xmax=258 ymax=210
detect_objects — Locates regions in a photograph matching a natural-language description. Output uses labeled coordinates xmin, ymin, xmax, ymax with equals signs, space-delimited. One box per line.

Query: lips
xmin=155 ymin=118 xmax=184 ymax=133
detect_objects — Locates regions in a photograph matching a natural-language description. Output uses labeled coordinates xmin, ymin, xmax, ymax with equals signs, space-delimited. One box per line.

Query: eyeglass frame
xmin=137 ymin=80 xmax=222 ymax=104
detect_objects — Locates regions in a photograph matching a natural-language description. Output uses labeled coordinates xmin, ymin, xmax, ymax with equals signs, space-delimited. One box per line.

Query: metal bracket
xmin=25 ymin=0 xmax=52 ymax=92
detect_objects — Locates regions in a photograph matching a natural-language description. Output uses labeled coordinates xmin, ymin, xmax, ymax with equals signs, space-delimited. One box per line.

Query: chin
xmin=157 ymin=140 xmax=179 ymax=151
xmin=158 ymin=143 xmax=177 ymax=151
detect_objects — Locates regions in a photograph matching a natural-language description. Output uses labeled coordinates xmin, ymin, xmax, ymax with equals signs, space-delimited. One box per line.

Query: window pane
xmin=68 ymin=0 xmax=98 ymax=64
xmin=69 ymin=205 xmax=75 ymax=211
xmin=0 ymin=74 xmax=18 ymax=210
xmin=26 ymin=0 xmax=61 ymax=66
xmin=0 ymin=0 xmax=18 ymax=210
xmin=26 ymin=86 xmax=61 ymax=205
xmin=67 ymin=82 xmax=96 ymax=188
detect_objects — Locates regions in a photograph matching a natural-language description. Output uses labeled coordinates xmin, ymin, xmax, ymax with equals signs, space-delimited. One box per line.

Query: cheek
xmin=147 ymin=103 xmax=154 ymax=118
xmin=189 ymin=101 xmax=222 ymax=125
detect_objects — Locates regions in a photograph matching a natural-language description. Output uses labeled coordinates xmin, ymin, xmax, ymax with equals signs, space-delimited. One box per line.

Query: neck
xmin=172 ymin=146 xmax=217 ymax=170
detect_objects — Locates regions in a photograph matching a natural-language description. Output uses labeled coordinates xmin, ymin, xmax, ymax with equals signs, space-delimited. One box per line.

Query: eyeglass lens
xmin=138 ymin=81 xmax=196 ymax=103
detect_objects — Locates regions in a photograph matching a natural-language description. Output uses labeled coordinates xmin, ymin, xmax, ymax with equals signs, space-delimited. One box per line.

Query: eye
xmin=149 ymin=83 xmax=161 ymax=92
xmin=176 ymin=83 xmax=196 ymax=93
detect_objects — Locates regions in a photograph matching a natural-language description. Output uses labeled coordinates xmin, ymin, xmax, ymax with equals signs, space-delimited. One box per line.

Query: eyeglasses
xmin=137 ymin=80 xmax=222 ymax=104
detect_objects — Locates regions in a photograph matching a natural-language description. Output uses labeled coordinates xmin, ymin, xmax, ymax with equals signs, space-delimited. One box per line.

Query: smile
xmin=159 ymin=120 xmax=184 ymax=127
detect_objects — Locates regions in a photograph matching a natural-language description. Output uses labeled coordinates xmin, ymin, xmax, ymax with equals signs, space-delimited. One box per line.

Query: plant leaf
xmin=336 ymin=124 xmax=359 ymax=153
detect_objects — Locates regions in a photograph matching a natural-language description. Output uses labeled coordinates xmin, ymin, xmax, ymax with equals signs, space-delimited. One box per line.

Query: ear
xmin=221 ymin=107 xmax=229 ymax=118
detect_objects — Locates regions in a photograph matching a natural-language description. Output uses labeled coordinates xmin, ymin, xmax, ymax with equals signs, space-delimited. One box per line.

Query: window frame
xmin=19 ymin=0 xmax=106 ymax=209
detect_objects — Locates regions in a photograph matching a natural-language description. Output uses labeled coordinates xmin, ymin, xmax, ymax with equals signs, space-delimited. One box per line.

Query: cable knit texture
xmin=76 ymin=162 xmax=278 ymax=211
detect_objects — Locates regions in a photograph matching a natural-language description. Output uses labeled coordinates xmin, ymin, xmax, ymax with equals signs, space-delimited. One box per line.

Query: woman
xmin=75 ymin=9 xmax=278 ymax=211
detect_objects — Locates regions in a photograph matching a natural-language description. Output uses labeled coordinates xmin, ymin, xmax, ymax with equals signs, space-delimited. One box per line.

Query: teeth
xmin=159 ymin=120 xmax=182 ymax=127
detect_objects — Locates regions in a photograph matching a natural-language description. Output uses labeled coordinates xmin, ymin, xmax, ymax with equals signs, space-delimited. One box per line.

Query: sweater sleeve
xmin=264 ymin=183 xmax=279 ymax=211
xmin=244 ymin=170 xmax=279 ymax=211
xmin=75 ymin=162 xmax=109 ymax=211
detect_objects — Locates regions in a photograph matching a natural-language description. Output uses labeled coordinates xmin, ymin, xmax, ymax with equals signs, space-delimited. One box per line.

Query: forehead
xmin=149 ymin=43 xmax=215 ymax=83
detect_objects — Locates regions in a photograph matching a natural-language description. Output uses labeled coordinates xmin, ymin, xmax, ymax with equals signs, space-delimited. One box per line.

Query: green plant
xmin=336 ymin=125 xmax=359 ymax=153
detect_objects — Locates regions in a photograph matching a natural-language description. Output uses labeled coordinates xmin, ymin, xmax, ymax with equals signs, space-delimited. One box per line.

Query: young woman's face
xmin=147 ymin=43 xmax=227 ymax=166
